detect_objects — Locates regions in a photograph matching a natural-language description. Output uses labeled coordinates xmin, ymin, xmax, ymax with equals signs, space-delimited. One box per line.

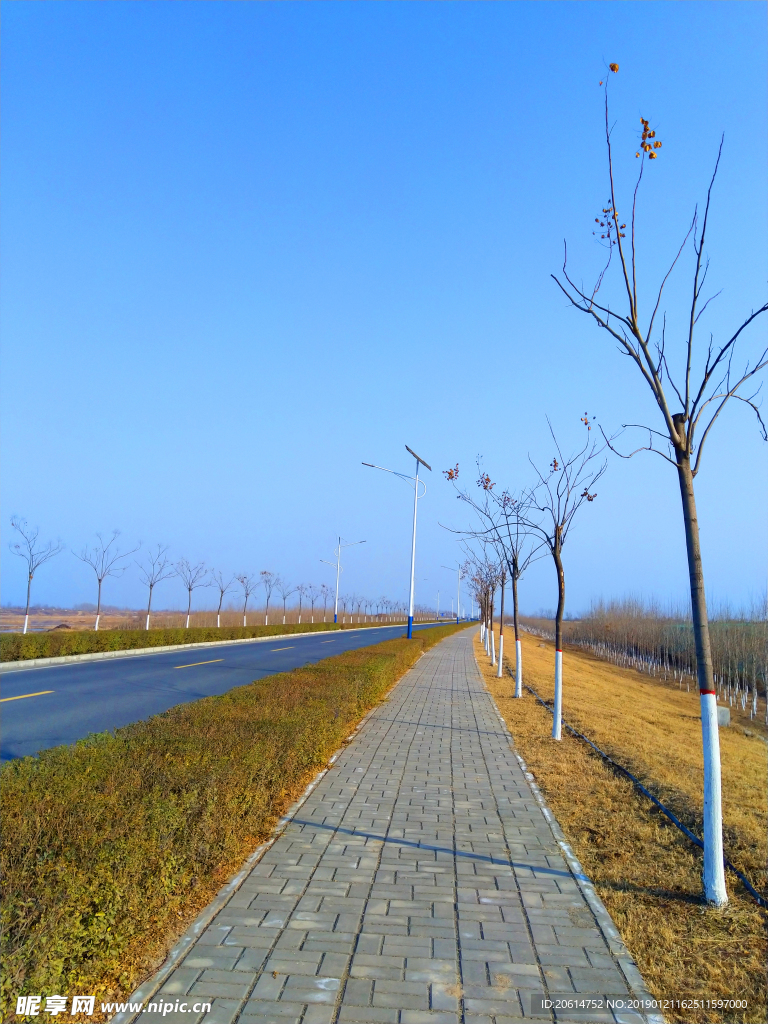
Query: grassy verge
xmin=475 ymin=630 xmax=767 ymax=1024
xmin=0 ymin=621 xmax=409 ymax=663
xmin=1 ymin=623 xmax=468 ymax=1019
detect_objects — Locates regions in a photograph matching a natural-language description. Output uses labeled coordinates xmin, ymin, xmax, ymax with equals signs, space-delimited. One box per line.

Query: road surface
xmin=0 ymin=624 xmax=437 ymax=761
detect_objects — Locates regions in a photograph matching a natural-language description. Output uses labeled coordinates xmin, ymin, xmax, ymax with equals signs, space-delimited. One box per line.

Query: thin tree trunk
xmin=497 ymin=575 xmax=505 ymax=678
xmin=146 ymin=585 xmax=153 ymax=630
xmin=186 ymin=591 xmax=192 ymax=629
xmin=23 ymin=575 xmax=32 ymax=634
xmin=552 ymin=543 xmax=565 ymax=741
xmin=512 ymin=570 xmax=523 ymax=697
xmin=490 ymin=587 xmax=497 ymax=664
xmin=95 ymin=578 xmax=103 ymax=631
xmin=677 ymin=454 xmax=727 ymax=905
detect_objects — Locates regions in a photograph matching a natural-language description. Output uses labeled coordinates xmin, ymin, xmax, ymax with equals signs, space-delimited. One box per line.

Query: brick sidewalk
xmin=131 ymin=631 xmax=654 ymax=1024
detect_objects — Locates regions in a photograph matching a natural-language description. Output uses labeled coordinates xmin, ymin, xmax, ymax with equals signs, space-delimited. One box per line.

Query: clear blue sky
xmin=2 ymin=1 xmax=766 ymax=616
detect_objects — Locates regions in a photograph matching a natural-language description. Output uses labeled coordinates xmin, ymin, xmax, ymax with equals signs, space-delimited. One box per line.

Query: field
xmin=1 ymin=623 xmax=467 ymax=1021
xmin=0 ymin=606 xmax=410 ymax=634
xmin=476 ymin=629 xmax=767 ymax=1023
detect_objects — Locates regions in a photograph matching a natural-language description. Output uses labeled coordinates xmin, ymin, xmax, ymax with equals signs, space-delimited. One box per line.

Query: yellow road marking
xmin=0 ymin=690 xmax=54 ymax=702
xmin=270 ymin=647 xmax=295 ymax=652
xmin=174 ymin=659 xmax=224 ymax=669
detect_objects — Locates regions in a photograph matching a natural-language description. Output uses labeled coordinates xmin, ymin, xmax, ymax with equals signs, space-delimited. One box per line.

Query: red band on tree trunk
xmin=700 ymin=690 xmax=716 ymax=696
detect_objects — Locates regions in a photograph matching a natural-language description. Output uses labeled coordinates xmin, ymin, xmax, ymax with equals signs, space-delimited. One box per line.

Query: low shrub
xmin=1 ymin=622 xmax=353 ymax=662
xmin=0 ymin=623 xmax=467 ymax=1017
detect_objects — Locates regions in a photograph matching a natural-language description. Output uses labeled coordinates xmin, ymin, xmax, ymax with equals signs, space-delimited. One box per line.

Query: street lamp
xmin=363 ymin=445 xmax=431 ymax=639
xmin=321 ymin=537 xmax=365 ymax=624
xmin=442 ymin=563 xmax=463 ymax=625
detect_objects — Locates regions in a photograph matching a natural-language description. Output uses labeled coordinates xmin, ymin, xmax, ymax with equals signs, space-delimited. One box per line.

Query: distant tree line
xmin=7 ymin=518 xmax=437 ymax=634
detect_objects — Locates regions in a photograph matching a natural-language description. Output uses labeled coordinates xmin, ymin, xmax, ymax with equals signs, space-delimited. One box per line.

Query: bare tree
xmin=320 ymin=582 xmax=331 ymax=623
xmin=211 ymin=569 xmax=235 ymax=628
xmin=9 ymin=517 xmax=65 ymax=634
xmin=136 ymin=544 xmax=174 ymax=630
xmin=236 ymin=573 xmax=257 ymax=627
xmin=552 ymin=67 xmax=768 ymax=906
xmin=75 ymin=531 xmax=138 ymax=630
xmin=445 ymin=463 xmax=545 ymax=694
xmin=261 ymin=571 xmax=277 ymax=625
xmin=518 ymin=419 xmax=606 ymax=742
xmin=278 ymin=579 xmax=297 ymax=625
xmin=296 ymin=583 xmax=307 ymax=625
xmin=306 ymin=584 xmax=320 ymax=624
xmin=175 ymin=558 xmax=209 ymax=629
xmin=462 ymin=548 xmax=501 ymax=662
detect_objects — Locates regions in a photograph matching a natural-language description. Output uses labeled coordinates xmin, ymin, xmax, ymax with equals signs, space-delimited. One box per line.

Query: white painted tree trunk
xmin=186 ymin=614 xmax=190 ymax=629
xmin=490 ymin=628 xmax=496 ymax=665
xmin=243 ymin=614 xmax=247 ymax=627
xmin=496 ymin=634 xmax=503 ymax=677
xmin=700 ymin=692 xmax=727 ymax=905
xmin=146 ymin=614 xmax=151 ymax=630
xmin=94 ymin=614 xmax=100 ymax=632
xmin=552 ymin=649 xmax=563 ymax=741
xmin=514 ymin=640 xmax=523 ymax=697
xmin=23 ymin=614 xmax=29 ymax=635
xmin=217 ymin=613 xmax=221 ymax=628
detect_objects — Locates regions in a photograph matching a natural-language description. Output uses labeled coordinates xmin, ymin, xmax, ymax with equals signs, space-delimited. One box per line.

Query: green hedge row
xmin=0 ymin=623 xmax=468 ymax=1017
xmin=0 ymin=621 xmax=366 ymax=662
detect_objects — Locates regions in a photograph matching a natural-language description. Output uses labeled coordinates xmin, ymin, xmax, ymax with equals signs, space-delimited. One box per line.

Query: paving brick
xmin=154 ymin=968 xmax=201 ymax=996
xmin=338 ymin=1006 xmax=399 ymax=1023
xmin=240 ymin=1000 xmax=303 ymax=1023
xmin=193 ymin=998 xmax=240 ymax=1024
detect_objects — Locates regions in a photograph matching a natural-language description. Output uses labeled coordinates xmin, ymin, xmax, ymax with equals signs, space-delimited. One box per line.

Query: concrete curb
xmin=473 ymin=642 xmax=666 ymax=1024
xmin=0 ymin=622 xmax=445 ymax=674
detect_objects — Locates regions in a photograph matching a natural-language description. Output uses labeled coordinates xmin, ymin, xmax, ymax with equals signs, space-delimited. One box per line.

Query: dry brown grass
xmin=476 ymin=629 xmax=767 ymax=1024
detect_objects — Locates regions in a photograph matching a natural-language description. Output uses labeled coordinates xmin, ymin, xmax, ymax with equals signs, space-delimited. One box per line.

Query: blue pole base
xmin=334 ymin=613 xmax=337 ymax=624
xmin=407 ymin=615 xmax=414 ymax=639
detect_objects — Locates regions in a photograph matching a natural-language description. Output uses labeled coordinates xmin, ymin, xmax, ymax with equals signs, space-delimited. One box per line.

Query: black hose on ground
xmin=519 ymin=678 xmax=768 ymax=910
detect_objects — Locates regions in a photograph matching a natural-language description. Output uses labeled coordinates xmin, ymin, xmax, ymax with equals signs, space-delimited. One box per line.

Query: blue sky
xmin=2 ymin=1 xmax=766 ymax=617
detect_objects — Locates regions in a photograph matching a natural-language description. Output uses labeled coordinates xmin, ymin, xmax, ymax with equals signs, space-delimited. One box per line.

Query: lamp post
xmin=442 ymin=563 xmax=463 ymax=625
xmin=321 ymin=537 xmax=365 ymax=624
xmin=363 ymin=445 xmax=431 ymax=639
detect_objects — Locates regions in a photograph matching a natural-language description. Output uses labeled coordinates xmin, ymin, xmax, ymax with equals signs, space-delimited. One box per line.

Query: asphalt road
xmin=0 ymin=624 xmax=439 ymax=761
